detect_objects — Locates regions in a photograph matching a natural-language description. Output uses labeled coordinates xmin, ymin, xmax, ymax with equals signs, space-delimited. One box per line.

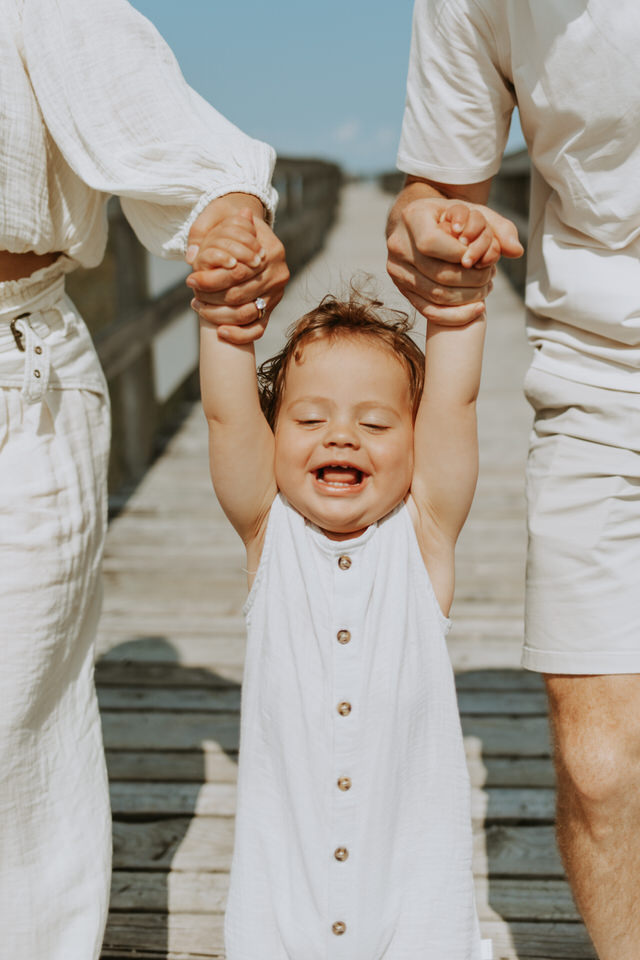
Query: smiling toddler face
xmin=274 ymin=335 xmax=415 ymax=540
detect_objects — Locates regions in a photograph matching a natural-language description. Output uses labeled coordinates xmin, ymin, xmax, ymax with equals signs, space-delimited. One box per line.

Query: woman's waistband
xmin=0 ymin=260 xmax=107 ymax=400
xmin=0 ymin=259 xmax=68 ymax=317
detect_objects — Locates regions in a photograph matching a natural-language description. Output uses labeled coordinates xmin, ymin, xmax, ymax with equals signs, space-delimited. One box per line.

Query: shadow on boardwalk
xmin=97 ymin=636 xmax=596 ymax=959
xmin=459 ymin=667 xmax=596 ymax=960
xmin=98 ymin=637 xmax=239 ymax=959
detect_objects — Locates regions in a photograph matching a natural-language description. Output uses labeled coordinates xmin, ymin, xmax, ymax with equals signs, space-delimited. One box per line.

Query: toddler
xmin=196 ymin=204 xmax=496 ymax=959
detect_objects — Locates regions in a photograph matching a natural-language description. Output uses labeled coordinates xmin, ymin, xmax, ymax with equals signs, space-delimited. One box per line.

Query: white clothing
xmin=226 ymin=494 xmax=483 ymax=960
xmin=523 ymin=366 xmax=640 ymax=674
xmin=0 ymin=262 xmax=111 ymax=960
xmin=1 ymin=0 xmax=277 ymax=268
xmin=0 ymin=2 xmax=279 ymax=953
xmin=398 ymin=0 xmax=640 ymax=392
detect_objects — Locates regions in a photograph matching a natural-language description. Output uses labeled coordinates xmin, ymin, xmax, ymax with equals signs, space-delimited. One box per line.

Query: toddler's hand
xmin=192 ymin=208 xmax=265 ymax=275
xmin=438 ymin=203 xmax=501 ymax=269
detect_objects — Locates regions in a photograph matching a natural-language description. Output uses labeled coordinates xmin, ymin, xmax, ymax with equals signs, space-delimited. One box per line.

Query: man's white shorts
xmin=523 ymin=364 xmax=640 ymax=675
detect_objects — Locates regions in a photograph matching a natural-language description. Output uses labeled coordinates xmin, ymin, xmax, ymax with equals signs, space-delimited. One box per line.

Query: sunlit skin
xmin=274 ymin=337 xmax=415 ymax=540
xmin=200 ymin=201 xmax=488 ymax=609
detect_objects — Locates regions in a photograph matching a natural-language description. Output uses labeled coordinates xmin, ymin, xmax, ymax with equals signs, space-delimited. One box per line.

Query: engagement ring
xmin=255 ymin=297 xmax=267 ymax=320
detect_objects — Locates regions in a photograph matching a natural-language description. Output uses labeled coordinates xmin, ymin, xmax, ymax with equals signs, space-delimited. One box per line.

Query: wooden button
xmin=334 ymin=847 xmax=349 ymax=861
xmin=34 ymin=369 xmax=41 ymax=378
xmin=338 ymin=555 xmax=351 ymax=570
xmin=332 ymin=921 xmax=347 ymax=935
xmin=34 ymin=345 xmax=43 ymax=355
xmin=337 ymin=777 xmax=352 ymax=791
xmin=337 ymin=701 xmax=352 ymax=717
xmin=337 ymin=629 xmax=351 ymax=645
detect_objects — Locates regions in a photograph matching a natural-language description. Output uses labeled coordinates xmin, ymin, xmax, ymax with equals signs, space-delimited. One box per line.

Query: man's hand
xmin=186 ymin=193 xmax=289 ymax=344
xmin=387 ymin=182 xmax=523 ymax=326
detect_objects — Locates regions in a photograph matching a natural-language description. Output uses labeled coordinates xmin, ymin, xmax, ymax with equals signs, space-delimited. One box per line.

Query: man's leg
xmin=546 ymin=674 xmax=640 ymax=959
xmin=523 ymin=368 xmax=640 ymax=957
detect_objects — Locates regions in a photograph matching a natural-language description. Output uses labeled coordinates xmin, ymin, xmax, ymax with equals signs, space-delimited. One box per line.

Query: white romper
xmin=225 ymin=494 xmax=483 ymax=960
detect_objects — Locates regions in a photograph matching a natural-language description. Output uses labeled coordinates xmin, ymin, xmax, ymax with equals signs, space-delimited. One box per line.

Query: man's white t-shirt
xmin=398 ymin=0 xmax=640 ymax=391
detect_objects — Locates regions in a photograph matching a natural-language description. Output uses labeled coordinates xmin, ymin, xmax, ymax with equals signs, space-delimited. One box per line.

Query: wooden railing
xmin=67 ymin=158 xmax=342 ymax=504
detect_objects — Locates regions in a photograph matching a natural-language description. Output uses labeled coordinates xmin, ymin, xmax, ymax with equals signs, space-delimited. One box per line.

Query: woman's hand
xmin=186 ymin=193 xmax=289 ymax=344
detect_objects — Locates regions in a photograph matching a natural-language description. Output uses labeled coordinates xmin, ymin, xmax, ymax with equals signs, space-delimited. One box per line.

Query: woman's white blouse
xmin=1 ymin=0 xmax=277 ymax=268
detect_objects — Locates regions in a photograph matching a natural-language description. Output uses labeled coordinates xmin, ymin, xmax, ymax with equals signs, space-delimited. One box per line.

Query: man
xmin=386 ymin=2 xmax=640 ymax=958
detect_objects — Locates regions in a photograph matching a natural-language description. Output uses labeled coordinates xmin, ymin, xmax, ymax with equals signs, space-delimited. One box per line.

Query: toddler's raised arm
xmin=409 ymin=203 xmax=489 ymax=610
xmin=198 ymin=219 xmax=276 ymax=548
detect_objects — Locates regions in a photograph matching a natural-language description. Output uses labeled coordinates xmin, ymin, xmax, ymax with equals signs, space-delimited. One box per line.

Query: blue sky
xmin=130 ymin=0 xmax=524 ymax=175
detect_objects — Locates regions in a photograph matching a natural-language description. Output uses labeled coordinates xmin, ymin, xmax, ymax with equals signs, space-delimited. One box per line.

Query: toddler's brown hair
xmin=257 ymin=291 xmax=425 ymax=429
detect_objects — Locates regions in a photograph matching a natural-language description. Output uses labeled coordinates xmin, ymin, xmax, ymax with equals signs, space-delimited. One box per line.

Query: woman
xmin=0 ymin=1 xmax=287 ymax=956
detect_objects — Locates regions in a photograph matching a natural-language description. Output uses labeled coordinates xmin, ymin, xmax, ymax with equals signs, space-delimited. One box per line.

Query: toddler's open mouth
xmin=315 ymin=465 xmax=365 ymax=488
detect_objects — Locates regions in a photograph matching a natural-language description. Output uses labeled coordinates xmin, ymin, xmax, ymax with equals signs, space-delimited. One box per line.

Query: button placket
xmin=329 ymin=550 xmax=360 ymax=953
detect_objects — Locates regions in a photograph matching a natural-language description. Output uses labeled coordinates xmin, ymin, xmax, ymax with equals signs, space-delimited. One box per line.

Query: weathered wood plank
xmin=456 ymin=670 xmax=544 ymax=692
xmin=462 ymin=716 xmax=551 ymax=756
xmin=113 ymin=819 xmax=561 ymax=876
xmin=101 ymin=713 xmax=240 ymax=752
xmin=96 ymin=662 xmax=545 ymax=694
xmin=448 ymin=637 xmax=523 ymax=672
xmin=110 ymin=870 xmax=228 ymax=913
xmin=106 ymin=750 xmax=553 ymax=788
xmin=472 ymin=788 xmax=555 ymax=824
xmin=99 ymin=685 xmax=545 ymax=716
xmin=99 ymin=687 xmax=241 ymax=712
xmin=96 ymin=662 xmax=239 ymax=689
xmin=103 ymin=915 xmax=595 ymax=960
xmin=110 ymin=782 xmax=553 ymax=823
xmin=110 ymin=782 xmax=236 ymax=817
xmin=97 ymin=631 xmax=246 ymax=669
xmin=476 ymin=878 xmax=579 ymax=922
xmin=109 ymin=873 xmax=580 ymax=928
xmin=109 ymin=872 xmax=580 ymax=923
xmin=474 ymin=825 xmax=563 ymax=877
xmin=106 ymin=750 xmax=238 ymax=783
xmin=113 ymin=818 xmax=234 ymax=871
xmin=103 ymin=711 xmax=550 ymax=755
xmin=458 ymin=691 xmax=547 ymax=715
xmin=102 ymin=912 xmax=224 ymax=958
xmin=467 ymin=756 xmax=555 ymax=789
xmin=98 ymin=630 xmax=526 ymax=676
xmin=481 ymin=920 xmax=596 ymax=959
xmin=106 ymin=753 xmax=552 ymax=791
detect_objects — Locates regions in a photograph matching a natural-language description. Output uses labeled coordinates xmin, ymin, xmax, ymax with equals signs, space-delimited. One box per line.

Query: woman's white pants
xmin=0 ymin=263 xmax=111 ymax=959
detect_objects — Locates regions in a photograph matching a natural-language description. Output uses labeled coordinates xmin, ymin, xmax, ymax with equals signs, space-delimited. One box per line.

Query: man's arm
xmin=386 ymin=176 xmax=523 ymax=325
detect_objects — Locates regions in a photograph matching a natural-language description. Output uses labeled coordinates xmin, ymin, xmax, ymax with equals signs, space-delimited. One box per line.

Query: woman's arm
xmin=22 ymin=0 xmax=278 ymax=259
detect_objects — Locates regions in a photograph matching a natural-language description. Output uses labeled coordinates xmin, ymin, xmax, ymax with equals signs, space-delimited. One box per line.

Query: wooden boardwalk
xmin=96 ymin=182 xmax=595 ymax=960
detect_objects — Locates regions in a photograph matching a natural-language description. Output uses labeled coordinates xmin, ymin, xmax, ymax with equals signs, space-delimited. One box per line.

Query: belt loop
xmin=12 ymin=312 xmax=51 ymax=403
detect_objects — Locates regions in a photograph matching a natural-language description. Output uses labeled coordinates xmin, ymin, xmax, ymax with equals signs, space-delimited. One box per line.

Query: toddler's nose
xmin=324 ymin=420 xmax=359 ymax=448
